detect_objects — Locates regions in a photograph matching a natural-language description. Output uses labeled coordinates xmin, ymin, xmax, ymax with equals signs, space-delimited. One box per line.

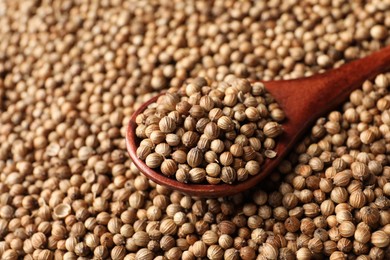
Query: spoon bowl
xmin=126 ymin=45 xmax=390 ymax=197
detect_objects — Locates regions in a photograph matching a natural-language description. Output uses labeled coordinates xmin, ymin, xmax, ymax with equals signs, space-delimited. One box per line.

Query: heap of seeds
xmin=0 ymin=0 xmax=390 ymax=260
xmin=135 ymin=77 xmax=284 ymax=184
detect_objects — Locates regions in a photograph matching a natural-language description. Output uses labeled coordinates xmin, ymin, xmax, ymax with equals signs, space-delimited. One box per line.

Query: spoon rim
xmin=126 ymin=93 xmax=284 ymax=197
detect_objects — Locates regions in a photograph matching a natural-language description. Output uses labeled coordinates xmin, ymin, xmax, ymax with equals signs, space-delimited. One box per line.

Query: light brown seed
xmin=263 ymin=122 xmax=283 ymax=138
xmin=159 ymin=116 xmax=176 ymax=133
xmin=136 ymin=145 xmax=152 ymax=160
xmin=145 ymin=153 xmax=163 ymax=168
xmin=187 ymin=148 xmax=203 ymax=168
xmin=220 ymin=167 xmax=236 ymax=184
xmin=217 ymin=116 xmax=234 ymax=131
xmin=182 ymin=131 xmax=199 ymax=147
xmin=160 ymin=159 xmax=178 ymax=177
xmin=371 ymin=231 xmax=390 ymax=248
xmin=189 ymin=168 xmax=206 ymax=184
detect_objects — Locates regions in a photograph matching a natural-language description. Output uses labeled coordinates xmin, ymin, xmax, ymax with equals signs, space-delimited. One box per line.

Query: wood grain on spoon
xmin=126 ymin=45 xmax=390 ymax=197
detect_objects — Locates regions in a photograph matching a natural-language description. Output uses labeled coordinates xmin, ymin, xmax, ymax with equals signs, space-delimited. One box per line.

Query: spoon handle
xmin=264 ymin=44 xmax=390 ymax=165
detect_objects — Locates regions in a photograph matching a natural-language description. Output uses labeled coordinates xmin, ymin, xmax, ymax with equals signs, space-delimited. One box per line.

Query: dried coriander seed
xmin=145 ymin=153 xmax=164 ymax=169
xmin=159 ymin=116 xmax=177 ymax=133
xmin=263 ymin=122 xmax=283 ymax=138
xmin=220 ymin=167 xmax=237 ymax=184
xmin=136 ymin=146 xmax=152 ymax=160
xmin=160 ymin=159 xmax=178 ymax=177
xmin=189 ymin=168 xmax=206 ymax=183
xmin=187 ymin=148 xmax=203 ymax=168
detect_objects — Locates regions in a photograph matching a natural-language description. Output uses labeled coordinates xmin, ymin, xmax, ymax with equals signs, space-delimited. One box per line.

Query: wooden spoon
xmin=126 ymin=45 xmax=390 ymax=197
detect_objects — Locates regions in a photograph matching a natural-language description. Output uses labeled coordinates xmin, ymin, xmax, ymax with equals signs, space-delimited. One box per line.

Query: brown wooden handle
xmin=264 ymin=45 xmax=390 ymax=161
xmin=266 ymin=44 xmax=390 ymax=128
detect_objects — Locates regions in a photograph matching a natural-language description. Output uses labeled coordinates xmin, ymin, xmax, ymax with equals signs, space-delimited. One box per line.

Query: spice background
xmin=0 ymin=1 xmax=389 ymax=260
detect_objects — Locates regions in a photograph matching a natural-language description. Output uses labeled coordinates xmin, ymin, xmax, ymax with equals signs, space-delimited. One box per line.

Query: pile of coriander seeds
xmin=135 ymin=77 xmax=284 ymax=184
xmin=0 ymin=1 xmax=389 ymax=260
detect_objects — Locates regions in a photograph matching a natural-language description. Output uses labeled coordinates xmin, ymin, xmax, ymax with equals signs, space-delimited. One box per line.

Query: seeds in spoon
xmin=135 ymin=77 xmax=286 ymax=184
